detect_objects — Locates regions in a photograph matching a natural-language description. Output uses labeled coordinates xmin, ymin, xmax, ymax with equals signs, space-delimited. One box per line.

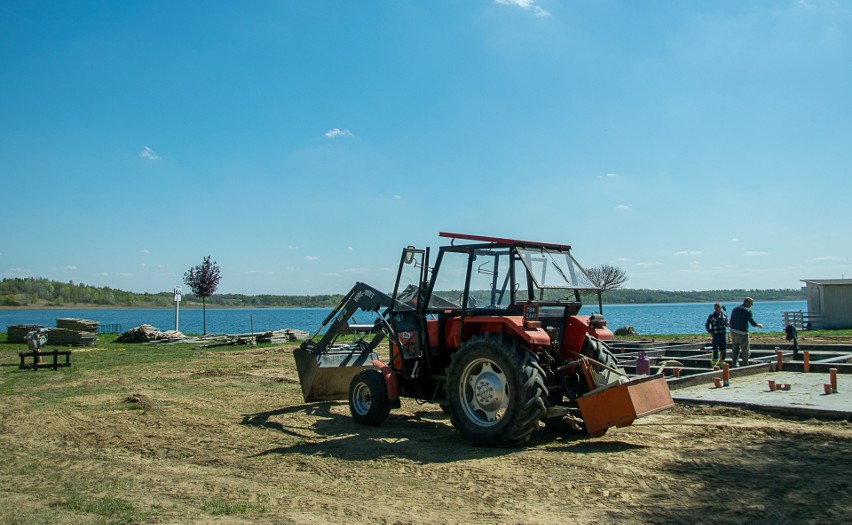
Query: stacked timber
xmin=116 ymin=324 xmax=186 ymax=343
xmin=56 ymin=318 xmax=99 ymax=332
xmin=46 ymin=328 xmax=97 ymax=346
xmin=179 ymin=328 xmax=310 ymax=347
xmin=7 ymin=324 xmax=44 ymax=343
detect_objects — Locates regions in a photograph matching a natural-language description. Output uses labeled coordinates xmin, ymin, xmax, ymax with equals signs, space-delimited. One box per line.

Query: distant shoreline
xmin=0 ymin=298 xmax=805 ymax=311
xmin=0 ymin=304 xmax=308 ymax=311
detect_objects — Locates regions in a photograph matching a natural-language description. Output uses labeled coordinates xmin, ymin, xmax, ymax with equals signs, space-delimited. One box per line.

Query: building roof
xmin=801 ymin=279 xmax=852 ymax=286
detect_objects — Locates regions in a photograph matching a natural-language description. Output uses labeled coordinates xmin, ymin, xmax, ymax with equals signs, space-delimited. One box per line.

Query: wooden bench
xmin=19 ymin=348 xmax=72 ymax=371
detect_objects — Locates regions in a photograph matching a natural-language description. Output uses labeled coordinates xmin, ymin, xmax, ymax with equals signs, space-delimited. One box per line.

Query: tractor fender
xmin=371 ymin=359 xmax=401 ymax=408
xmin=441 ymin=316 xmax=550 ymax=348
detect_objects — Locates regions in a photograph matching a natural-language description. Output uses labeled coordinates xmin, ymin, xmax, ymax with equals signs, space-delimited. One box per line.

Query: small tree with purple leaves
xmin=184 ymin=255 xmax=221 ymax=335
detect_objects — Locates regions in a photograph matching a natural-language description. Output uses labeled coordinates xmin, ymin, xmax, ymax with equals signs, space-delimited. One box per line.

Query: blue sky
xmin=1 ymin=0 xmax=850 ymax=295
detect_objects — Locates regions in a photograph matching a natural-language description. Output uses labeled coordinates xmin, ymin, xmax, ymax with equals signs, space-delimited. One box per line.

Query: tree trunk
xmin=202 ymin=296 xmax=207 ymax=335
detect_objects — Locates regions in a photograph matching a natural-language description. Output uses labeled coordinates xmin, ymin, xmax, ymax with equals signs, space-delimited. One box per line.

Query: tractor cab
xmin=387 ymin=233 xmax=614 ymax=374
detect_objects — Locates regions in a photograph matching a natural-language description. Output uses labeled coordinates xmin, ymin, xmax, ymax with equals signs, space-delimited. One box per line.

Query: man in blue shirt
xmin=729 ymin=297 xmax=763 ymax=367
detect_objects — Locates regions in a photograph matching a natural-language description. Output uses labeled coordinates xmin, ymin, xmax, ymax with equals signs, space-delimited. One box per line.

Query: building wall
xmin=822 ymin=285 xmax=852 ymax=329
xmin=806 ymin=284 xmax=822 ymax=314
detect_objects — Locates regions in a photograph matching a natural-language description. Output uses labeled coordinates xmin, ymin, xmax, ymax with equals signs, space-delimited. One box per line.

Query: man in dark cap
xmin=729 ymin=297 xmax=763 ymax=367
xmin=705 ymin=303 xmax=729 ymax=366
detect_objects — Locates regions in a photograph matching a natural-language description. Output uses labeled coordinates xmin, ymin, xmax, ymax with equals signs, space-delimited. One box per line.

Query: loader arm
xmin=301 ymin=281 xmax=396 ymax=355
xmin=294 ymin=282 xmax=401 ymax=402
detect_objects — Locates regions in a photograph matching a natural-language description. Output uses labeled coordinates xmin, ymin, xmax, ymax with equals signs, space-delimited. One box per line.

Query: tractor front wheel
xmin=348 ymin=369 xmax=390 ymax=426
xmin=447 ymin=335 xmax=547 ymax=447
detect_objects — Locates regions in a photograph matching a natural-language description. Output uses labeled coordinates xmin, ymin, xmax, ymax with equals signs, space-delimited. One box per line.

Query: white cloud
xmin=139 ymin=263 xmax=147 ymax=267
xmin=731 ymin=238 xmax=740 ymax=242
xmin=139 ymin=146 xmax=159 ymax=160
xmin=810 ymin=256 xmax=843 ymax=262
xmin=743 ymin=251 xmax=771 ymax=256
xmin=598 ymin=173 xmax=618 ymax=179
xmin=117 ymin=272 xmax=133 ymax=277
xmin=157 ymin=264 xmax=169 ymax=268
xmin=495 ymin=0 xmax=551 ymax=17
xmin=393 ymin=195 xmax=401 ymax=200
xmin=141 ymin=249 xmax=150 ymax=254
xmin=49 ymin=265 xmax=77 ymax=271
xmin=305 ymin=255 xmax=319 ymax=261
xmin=380 ymin=267 xmax=394 ymax=273
xmin=324 ymin=128 xmax=352 ymax=138
xmin=288 ymin=245 xmax=299 ymax=250
xmin=617 ymin=258 xmax=633 ymax=263
xmin=347 ymin=246 xmax=354 ymax=251
xmin=7 ymin=267 xmax=31 ymax=275
xmin=674 ymin=250 xmax=703 ymax=256
xmin=615 ymin=204 xmax=631 ymax=210
xmin=636 ymin=261 xmax=664 ymax=267
xmin=341 ymin=268 xmax=371 ymax=274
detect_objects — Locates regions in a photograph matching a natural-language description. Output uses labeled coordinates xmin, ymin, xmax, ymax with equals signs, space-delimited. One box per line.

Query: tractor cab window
xmin=516 ymin=247 xmax=598 ymax=299
xmin=428 ymin=251 xmax=467 ymax=310
xmin=393 ymin=247 xmax=425 ymax=311
xmin=468 ymin=248 xmax=512 ymax=309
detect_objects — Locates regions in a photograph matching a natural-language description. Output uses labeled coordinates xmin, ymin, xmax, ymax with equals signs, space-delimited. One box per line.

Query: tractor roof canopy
xmin=438 ymin=232 xmax=601 ymax=294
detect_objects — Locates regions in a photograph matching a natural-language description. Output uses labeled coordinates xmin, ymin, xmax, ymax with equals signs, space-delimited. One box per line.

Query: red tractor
xmin=294 ymin=232 xmax=672 ymax=447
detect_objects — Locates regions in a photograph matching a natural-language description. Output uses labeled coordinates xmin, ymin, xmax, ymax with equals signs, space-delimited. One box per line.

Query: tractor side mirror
xmin=404 ymin=246 xmax=415 ymax=265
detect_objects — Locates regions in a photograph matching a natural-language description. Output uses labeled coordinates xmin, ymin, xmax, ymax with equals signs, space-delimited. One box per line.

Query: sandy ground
xmin=1 ymin=343 xmax=851 ymax=524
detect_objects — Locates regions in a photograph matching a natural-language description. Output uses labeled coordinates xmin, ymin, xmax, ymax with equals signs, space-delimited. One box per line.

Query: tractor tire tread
xmin=447 ymin=334 xmax=547 ymax=447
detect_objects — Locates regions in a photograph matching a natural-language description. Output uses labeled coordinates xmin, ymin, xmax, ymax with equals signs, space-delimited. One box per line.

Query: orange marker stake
xmin=722 ymin=363 xmax=730 ymax=387
xmin=803 ymin=351 xmax=810 ymax=373
xmin=830 ymin=368 xmax=838 ymax=393
xmin=776 ymin=350 xmax=783 ymax=371
xmin=673 ymin=368 xmax=682 ymax=378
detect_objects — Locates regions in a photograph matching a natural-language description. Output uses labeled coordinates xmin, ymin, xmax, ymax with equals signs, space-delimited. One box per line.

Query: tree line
xmin=0 ymin=277 xmax=803 ymax=309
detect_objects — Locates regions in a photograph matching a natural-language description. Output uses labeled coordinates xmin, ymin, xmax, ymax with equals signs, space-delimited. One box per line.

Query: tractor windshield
xmin=516 ymin=247 xmax=599 ymax=292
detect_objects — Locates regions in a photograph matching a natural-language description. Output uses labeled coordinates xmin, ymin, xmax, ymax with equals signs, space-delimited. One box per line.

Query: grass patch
xmin=201 ymin=497 xmax=267 ymax=516
xmin=56 ymin=494 xmax=142 ymax=524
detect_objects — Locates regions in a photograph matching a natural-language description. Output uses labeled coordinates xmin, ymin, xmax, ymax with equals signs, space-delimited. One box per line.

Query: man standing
xmin=729 ymin=297 xmax=763 ymax=367
xmin=705 ymin=303 xmax=729 ymax=366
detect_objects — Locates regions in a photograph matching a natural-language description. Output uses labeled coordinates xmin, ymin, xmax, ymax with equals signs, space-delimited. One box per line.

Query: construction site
xmin=1 ymin=332 xmax=849 ymax=524
xmin=1 ymin=232 xmax=850 ymax=523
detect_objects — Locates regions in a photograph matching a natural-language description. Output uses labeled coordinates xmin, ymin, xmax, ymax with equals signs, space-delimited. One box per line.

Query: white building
xmin=801 ymin=279 xmax=852 ymax=329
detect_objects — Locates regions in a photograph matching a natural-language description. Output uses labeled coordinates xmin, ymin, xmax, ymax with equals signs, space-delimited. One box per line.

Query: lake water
xmin=0 ymin=300 xmax=806 ymax=336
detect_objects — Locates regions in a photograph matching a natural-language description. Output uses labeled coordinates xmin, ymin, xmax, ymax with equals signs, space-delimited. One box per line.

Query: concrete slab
xmin=672 ymin=370 xmax=852 ymax=420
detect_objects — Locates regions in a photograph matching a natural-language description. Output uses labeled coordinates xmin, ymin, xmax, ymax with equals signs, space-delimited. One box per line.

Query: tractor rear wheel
xmin=348 ymin=369 xmax=390 ymax=426
xmin=447 ymin=335 xmax=547 ymax=447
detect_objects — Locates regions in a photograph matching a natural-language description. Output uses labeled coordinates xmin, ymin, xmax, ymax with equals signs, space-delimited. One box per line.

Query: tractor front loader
xmin=294 ymin=233 xmax=673 ymax=446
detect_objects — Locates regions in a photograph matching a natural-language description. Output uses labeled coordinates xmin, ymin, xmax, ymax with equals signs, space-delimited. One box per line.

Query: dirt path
xmin=1 ymin=343 xmax=850 ymax=523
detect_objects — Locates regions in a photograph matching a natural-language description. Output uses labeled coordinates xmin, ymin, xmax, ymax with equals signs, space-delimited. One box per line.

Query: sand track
xmin=1 ymin=343 xmax=850 ymax=523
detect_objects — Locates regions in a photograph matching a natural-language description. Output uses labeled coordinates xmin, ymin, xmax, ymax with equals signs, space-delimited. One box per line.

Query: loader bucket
xmin=293 ymin=346 xmax=379 ymax=402
xmin=577 ymin=374 xmax=674 ymax=436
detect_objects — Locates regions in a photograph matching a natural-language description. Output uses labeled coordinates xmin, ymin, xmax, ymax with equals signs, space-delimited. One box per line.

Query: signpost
xmin=174 ymin=287 xmax=182 ymax=331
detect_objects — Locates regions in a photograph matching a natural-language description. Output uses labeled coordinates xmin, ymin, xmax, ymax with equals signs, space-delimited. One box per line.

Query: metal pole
xmin=174 ymin=287 xmax=182 ymax=331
